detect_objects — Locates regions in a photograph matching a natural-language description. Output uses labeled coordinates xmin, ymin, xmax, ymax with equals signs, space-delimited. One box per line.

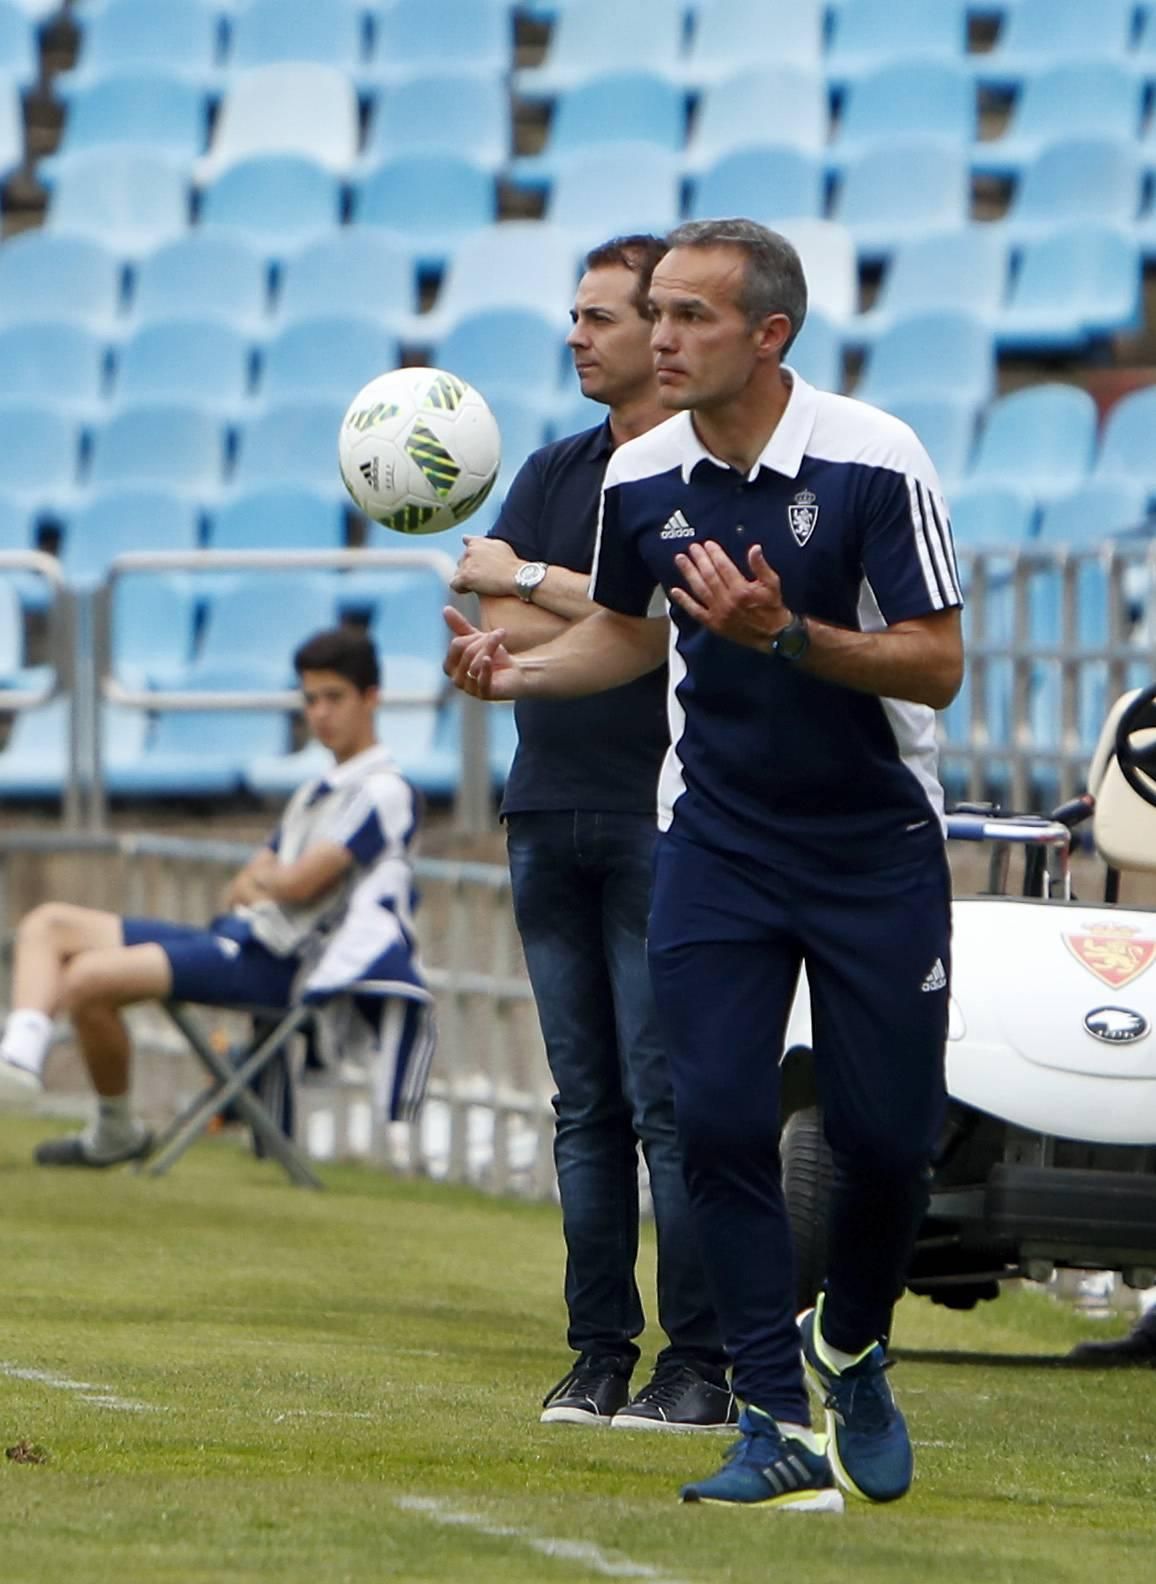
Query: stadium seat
xmin=974 ymin=0 xmax=1134 ymax=89
xmin=431 ymin=308 xmax=567 ymax=404
xmin=0 ymin=77 xmax=24 ymax=185
xmin=231 ymin=398 xmax=349 ymax=492
xmin=973 ymin=62 xmax=1143 ymax=179
xmin=111 ymin=319 xmax=253 ymax=415
xmin=0 ymin=233 xmax=123 ymax=330
xmin=682 ymin=0 xmax=822 ymax=85
xmin=549 ymin=387 xmax=607 ymax=439
xmin=362 ymin=566 xmax=451 ymax=666
xmin=1095 ymin=385 xmax=1156 ymax=496
xmin=43 ymin=148 xmax=192 ymax=256
xmin=485 ymin=392 xmax=552 ymax=484
xmin=1000 ymin=138 xmax=1142 ymax=246
xmin=57 ymin=486 xmax=201 ymax=590
xmin=351 ymin=154 xmax=497 ymax=272
xmin=1036 ymin=480 xmax=1149 ymax=547
xmin=128 ymin=233 xmax=270 ymax=330
xmin=198 ymin=64 xmax=361 ymax=181
xmin=369 ymin=0 xmax=511 ymax=85
xmin=851 ymin=227 xmax=1009 ymax=345
xmin=361 ymin=73 xmax=508 ymax=171
xmin=274 ymin=232 xmax=415 ymax=330
xmin=829 ymin=58 xmax=975 ymax=171
xmin=775 ymin=220 xmax=858 ymax=325
xmin=0 ymin=406 xmax=82 ymax=507
xmin=111 ymin=706 xmax=289 ymax=798
xmin=996 ymin=225 xmax=1142 ymax=352
xmin=685 ymin=66 xmax=827 ymax=167
xmin=198 ymin=154 xmax=343 ymax=258
xmin=109 ymin=572 xmax=200 ymax=686
xmin=189 ymin=572 xmax=337 ymax=687
xmin=0 ymin=492 xmax=35 ymax=550
xmin=0 ymin=0 xmax=42 ymax=89
xmin=686 ymin=146 xmax=825 ymax=225
xmin=206 ymin=485 xmax=346 ymax=551
xmin=882 ymin=394 xmax=978 ymax=496
xmin=825 ymin=0 xmax=967 ymax=84
xmin=86 ymin=404 xmax=226 ymax=494
xmin=969 ymin=383 xmax=1098 ymax=503
xmin=544 ymin=145 xmax=682 ymax=252
xmin=786 ymin=309 xmax=843 ymax=394
xmin=257 ymin=315 xmax=401 ymax=405
xmin=0 ymin=699 xmax=151 ymax=800
xmin=833 ymin=140 xmax=970 ymax=261
xmin=514 ymin=72 xmax=687 ymax=185
xmin=0 ymin=322 xmax=107 ymax=411
xmin=855 ymin=309 xmax=995 ymax=408
xmin=47 ymin=70 xmax=209 ymax=172
xmin=514 ymin=0 xmax=685 ymax=97
xmin=225 ymin=0 xmax=366 ymax=73
xmin=948 ymin=481 xmax=1037 ymax=547
xmin=60 ymin=0 xmax=222 ymax=91
xmin=421 ymin=222 xmax=581 ymax=331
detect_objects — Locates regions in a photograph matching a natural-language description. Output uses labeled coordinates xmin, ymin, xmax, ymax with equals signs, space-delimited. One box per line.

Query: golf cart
xmin=781 ymin=684 xmax=1156 ymax=1313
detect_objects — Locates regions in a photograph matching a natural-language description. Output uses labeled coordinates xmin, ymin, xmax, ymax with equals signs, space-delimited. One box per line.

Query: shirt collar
xmin=679 ymin=366 xmax=819 ymax=485
xmin=319 ymin=742 xmax=397 ymax=791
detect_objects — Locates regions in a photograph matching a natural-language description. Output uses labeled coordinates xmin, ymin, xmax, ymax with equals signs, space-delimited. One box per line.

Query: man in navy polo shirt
xmin=451 ymin=236 xmax=732 ymax=1433
xmin=445 ymin=218 xmax=964 ymax=1511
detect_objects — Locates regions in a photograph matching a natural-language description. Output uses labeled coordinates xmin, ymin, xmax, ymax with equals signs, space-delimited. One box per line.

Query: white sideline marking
xmin=0 ymin=1362 xmax=162 ymax=1414
xmin=394 ymin=1494 xmax=691 ymax=1583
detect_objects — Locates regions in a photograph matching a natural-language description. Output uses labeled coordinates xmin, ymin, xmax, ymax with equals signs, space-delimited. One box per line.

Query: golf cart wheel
xmin=781 ymin=1106 xmax=833 ymax=1313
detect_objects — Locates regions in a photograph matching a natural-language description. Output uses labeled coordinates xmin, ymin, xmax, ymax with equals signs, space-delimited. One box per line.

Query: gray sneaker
xmin=35 ymin=1129 xmax=153 ymax=1168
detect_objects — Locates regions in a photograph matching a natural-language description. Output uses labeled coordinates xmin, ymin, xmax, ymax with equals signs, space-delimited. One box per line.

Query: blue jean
xmin=506 ymin=810 xmax=725 ymax=1371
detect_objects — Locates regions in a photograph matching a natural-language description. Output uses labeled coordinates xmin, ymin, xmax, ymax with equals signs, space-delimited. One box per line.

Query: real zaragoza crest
xmin=788 ymin=488 xmax=819 ymax=546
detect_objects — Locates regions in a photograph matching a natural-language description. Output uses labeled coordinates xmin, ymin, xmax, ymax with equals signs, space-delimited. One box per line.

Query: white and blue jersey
xmin=589 ymin=371 xmax=962 ymax=871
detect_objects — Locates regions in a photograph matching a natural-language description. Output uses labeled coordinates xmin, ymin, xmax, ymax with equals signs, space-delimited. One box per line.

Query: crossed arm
xmin=224 ymin=843 xmax=354 ymax=910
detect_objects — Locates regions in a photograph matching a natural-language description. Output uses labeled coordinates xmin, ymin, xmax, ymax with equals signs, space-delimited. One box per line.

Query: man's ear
xmin=755 ymin=312 xmax=793 ymax=361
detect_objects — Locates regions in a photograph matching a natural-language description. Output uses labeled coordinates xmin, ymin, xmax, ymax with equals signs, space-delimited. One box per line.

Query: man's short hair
xmin=663 ymin=218 xmax=808 ymax=353
xmin=293 ymin=627 xmax=381 ymax=692
xmin=583 ymin=234 xmax=668 ymax=318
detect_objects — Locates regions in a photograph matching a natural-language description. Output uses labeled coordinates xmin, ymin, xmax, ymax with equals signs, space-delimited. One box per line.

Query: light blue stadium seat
xmin=0 ymin=699 xmax=151 ymax=800
xmin=0 ymin=0 xmax=42 ymax=89
xmin=48 ymin=70 xmax=209 ymax=171
xmin=882 ymin=394 xmax=978 ymax=496
xmin=57 ymin=485 xmax=201 ymax=590
xmin=974 ymin=0 xmax=1134 ymax=90
xmin=257 ymin=315 xmax=401 ymax=405
xmin=973 ymin=62 xmax=1143 ymax=179
xmin=0 ymin=406 xmax=81 ymax=507
xmin=829 ymin=58 xmax=974 ymax=172
xmin=855 ymin=309 xmax=994 ymax=409
xmin=514 ymin=72 xmax=687 ymax=185
xmin=786 ymin=309 xmax=842 ymax=393
xmin=362 ymin=567 xmax=451 ymax=666
xmin=687 ymin=146 xmax=825 ymax=224
xmin=420 ymin=222 xmax=581 ymax=332
xmin=1001 ymin=138 xmax=1142 ymax=246
xmin=351 ymin=154 xmax=497 ymax=272
xmin=111 ymin=706 xmax=289 ymax=798
xmin=969 ymin=383 xmax=1098 ymax=503
xmin=61 ymin=0 xmax=222 ymax=91
xmin=198 ymin=154 xmax=343 ymax=258
xmin=486 ymin=391 xmax=551 ymax=484
xmin=826 ymin=0 xmax=967 ymax=85
xmin=851 ymin=227 xmax=1008 ymax=345
xmin=947 ymin=481 xmax=1036 ymax=547
xmin=0 ymin=233 xmax=123 ymax=330
xmin=225 ymin=0 xmax=366 ymax=72
xmin=996 ymin=225 xmax=1142 ymax=352
xmin=369 ymin=0 xmax=511 ymax=85
xmin=0 ymin=77 xmax=24 ymax=184
xmin=198 ymin=64 xmax=361 ymax=180
xmin=545 ymin=144 xmax=682 ymax=252
xmin=685 ymin=66 xmax=827 ymax=167
xmin=549 ymin=387 xmax=607 ymax=439
xmin=776 ymin=219 xmax=858 ymax=325
xmin=109 ymin=572 xmax=200 ymax=686
xmin=1094 ymin=386 xmax=1156 ymax=497
xmin=361 ymin=73 xmax=508 ymax=171
xmin=0 ymin=492 xmax=35 ymax=550
xmin=834 ymin=139 xmax=970 ymax=262
xmin=207 ymin=485 xmax=347 ymax=551
xmin=1036 ymin=480 xmax=1149 ymax=547
xmin=432 ymin=308 xmax=566 ymax=405
xmin=44 ymin=148 xmax=192 ymax=256
xmin=274 ymin=232 xmax=415 ymax=329
xmin=515 ymin=0 xmax=685 ymax=97
xmin=86 ymin=404 xmax=226 ymax=494
xmin=190 ymin=572 xmax=337 ymax=687
xmin=129 ymin=233 xmax=270 ymax=331
xmin=111 ymin=318 xmax=253 ymax=411
xmin=231 ymin=398 xmax=348 ymax=492
xmin=683 ymin=0 xmax=823 ymax=86
xmin=0 ymin=322 xmax=107 ymax=411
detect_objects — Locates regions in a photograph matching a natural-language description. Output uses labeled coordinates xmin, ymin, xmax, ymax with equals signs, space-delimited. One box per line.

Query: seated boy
xmin=0 ymin=626 xmax=423 ymax=1167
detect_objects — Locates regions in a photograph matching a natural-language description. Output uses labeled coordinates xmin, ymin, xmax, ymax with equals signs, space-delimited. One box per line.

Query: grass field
xmin=0 ymin=1112 xmax=1152 ymax=1584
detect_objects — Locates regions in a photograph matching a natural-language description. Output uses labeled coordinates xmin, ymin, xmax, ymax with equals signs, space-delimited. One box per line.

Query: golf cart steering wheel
xmin=1114 ymin=682 xmax=1156 ymax=808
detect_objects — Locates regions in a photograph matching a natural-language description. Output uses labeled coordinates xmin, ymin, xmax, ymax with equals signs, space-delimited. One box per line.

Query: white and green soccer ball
xmin=337 ymin=366 xmax=502 ymax=535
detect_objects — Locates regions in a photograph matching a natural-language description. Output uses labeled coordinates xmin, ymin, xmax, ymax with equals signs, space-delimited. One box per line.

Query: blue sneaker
xmin=680 ymin=1406 xmax=844 ymax=1512
xmin=798 ymin=1301 xmax=913 ymax=1504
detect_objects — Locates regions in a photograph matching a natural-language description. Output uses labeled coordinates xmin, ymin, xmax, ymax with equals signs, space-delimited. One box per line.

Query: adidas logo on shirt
xmin=660 ymin=509 xmax=695 ymax=540
xmin=920 ymin=958 xmax=947 ymax=993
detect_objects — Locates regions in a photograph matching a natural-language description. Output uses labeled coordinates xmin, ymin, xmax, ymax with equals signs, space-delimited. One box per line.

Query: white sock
xmin=817 ymin=1331 xmax=873 ymax=1374
xmin=0 ymin=1009 xmax=53 ymax=1079
xmin=777 ymin=1420 xmax=824 ymax=1454
xmin=88 ymin=1095 xmax=143 ymax=1155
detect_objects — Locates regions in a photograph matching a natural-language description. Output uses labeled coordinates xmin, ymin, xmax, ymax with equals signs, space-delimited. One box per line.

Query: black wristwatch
xmin=769 ymin=614 xmax=810 ymax=663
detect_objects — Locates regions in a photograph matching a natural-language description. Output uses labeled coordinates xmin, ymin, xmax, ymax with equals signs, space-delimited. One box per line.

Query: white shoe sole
xmin=539 ymin=1406 xmax=612 ymax=1426
xmin=684 ymin=1489 xmax=845 ymax=1513
xmin=610 ymin=1413 xmax=738 ymax=1432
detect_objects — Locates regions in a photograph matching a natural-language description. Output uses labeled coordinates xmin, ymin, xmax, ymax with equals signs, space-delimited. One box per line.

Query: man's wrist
xmin=514 ymin=561 xmax=549 ymax=602
xmin=764 ymin=613 xmax=810 ymax=662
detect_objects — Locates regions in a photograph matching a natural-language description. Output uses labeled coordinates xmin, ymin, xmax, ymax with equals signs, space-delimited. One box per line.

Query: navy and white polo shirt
xmin=589 ymin=371 xmax=962 ymax=870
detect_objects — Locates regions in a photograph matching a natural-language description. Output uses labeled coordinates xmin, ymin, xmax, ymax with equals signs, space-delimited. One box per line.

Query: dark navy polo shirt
xmin=488 ymin=421 xmax=669 ymax=817
xmin=589 ymin=373 xmax=963 ymax=871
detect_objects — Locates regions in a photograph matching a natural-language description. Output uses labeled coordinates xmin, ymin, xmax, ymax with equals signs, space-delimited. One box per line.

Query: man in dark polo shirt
xmin=451 ymin=236 xmax=732 ymax=1433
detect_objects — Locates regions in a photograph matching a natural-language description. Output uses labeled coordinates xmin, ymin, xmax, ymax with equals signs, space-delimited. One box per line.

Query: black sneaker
xmin=34 ymin=1128 xmax=153 ymax=1169
xmin=539 ymin=1356 xmax=632 ymax=1426
xmin=611 ymin=1360 xmax=738 ymax=1432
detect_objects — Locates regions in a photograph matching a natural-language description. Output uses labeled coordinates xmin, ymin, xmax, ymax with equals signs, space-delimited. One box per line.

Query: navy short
xmin=121 ymin=915 xmax=299 ymax=1009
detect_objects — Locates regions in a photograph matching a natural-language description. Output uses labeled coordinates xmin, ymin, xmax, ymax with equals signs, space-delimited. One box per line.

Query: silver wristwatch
xmin=514 ymin=561 xmax=549 ymax=602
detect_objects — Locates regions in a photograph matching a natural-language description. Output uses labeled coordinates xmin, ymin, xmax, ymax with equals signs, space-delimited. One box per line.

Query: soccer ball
xmin=337 ymin=366 xmax=502 ymax=535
